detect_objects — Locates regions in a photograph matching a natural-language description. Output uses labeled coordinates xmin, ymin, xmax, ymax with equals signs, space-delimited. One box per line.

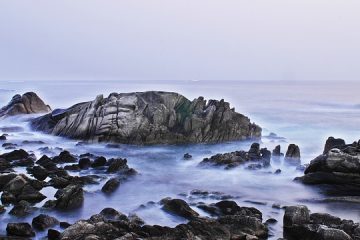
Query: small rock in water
xmin=274 ymin=169 xmax=282 ymax=174
xmin=91 ymin=156 xmax=107 ymax=168
xmin=48 ymin=229 xmax=61 ymax=240
xmin=32 ymin=214 xmax=59 ymax=231
xmin=183 ymin=153 xmax=192 ymax=159
xmin=284 ymin=144 xmax=301 ymax=165
xmin=101 ymin=178 xmax=120 ymax=194
xmin=79 ymin=158 xmax=91 ymax=169
xmin=160 ymin=198 xmax=199 ymax=220
xmin=6 ymin=222 xmax=35 ymax=237
xmin=0 ymin=134 xmax=6 ymax=140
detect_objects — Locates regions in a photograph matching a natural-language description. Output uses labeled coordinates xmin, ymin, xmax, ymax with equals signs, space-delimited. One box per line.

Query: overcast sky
xmin=0 ymin=0 xmax=359 ymax=81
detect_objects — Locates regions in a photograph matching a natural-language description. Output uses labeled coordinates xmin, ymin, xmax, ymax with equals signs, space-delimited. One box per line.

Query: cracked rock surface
xmin=31 ymin=91 xmax=261 ymax=144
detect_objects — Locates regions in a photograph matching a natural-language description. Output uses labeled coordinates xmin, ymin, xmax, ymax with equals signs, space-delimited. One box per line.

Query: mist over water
xmin=0 ymin=80 xmax=360 ymax=239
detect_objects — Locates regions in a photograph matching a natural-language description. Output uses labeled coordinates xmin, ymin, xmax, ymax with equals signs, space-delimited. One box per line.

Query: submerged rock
xmin=101 ymin=178 xmax=120 ymax=194
xmin=0 ymin=92 xmax=51 ymax=118
xmin=283 ymin=205 xmax=356 ymax=240
xmin=31 ymin=91 xmax=261 ymax=144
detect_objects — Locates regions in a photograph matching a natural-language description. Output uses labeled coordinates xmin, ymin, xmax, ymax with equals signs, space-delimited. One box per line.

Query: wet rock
xmin=0 ymin=92 xmax=51 ymax=118
xmin=91 ymin=156 xmax=107 ymax=168
xmin=272 ymin=145 xmax=282 ymax=159
xmin=55 ymin=184 xmax=84 ymax=210
xmin=183 ymin=153 xmax=192 ymax=159
xmin=32 ymin=214 xmax=59 ymax=231
xmin=53 ymin=151 xmax=76 ymax=163
xmin=28 ymin=165 xmax=49 ymax=181
xmin=283 ymin=205 xmax=310 ymax=227
xmin=0 ymin=134 xmax=6 ymax=140
xmin=9 ymin=201 xmax=36 ymax=217
xmin=200 ymin=143 xmax=271 ymax=169
xmin=0 ymin=126 xmax=24 ymax=133
xmin=59 ymin=199 xmax=268 ymax=240
xmin=79 ymin=158 xmax=91 ymax=169
xmin=60 ymin=222 xmax=72 ymax=229
xmin=0 ymin=204 xmax=5 ymax=214
xmin=2 ymin=174 xmax=45 ymax=203
xmin=2 ymin=142 xmax=18 ymax=150
xmin=274 ymin=169 xmax=282 ymax=174
xmin=64 ymin=164 xmax=81 ymax=171
xmin=284 ymin=144 xmax=301 ymax=165
xmin=31 ymin=91 xmax=261 ymax=144
xmin=160 ymin=198 xmax=200 ymax=220
xmin=0 ymin=158 xmax=12 ymax=172
xmin=128 ymin=213 xmax=145 ymax=225
xmin=324 ymin=137 xmax=346 ymax=154
xmin=6 ymin=223 xmax=35 ymax=237
xmin=283 ymin=205 xmax=356 ymax=240
xmin=101 ymin=178 xmax=120 ymax=194
xmin=296 ymin=138 xmax=360 ymax=193
xmin=265 ymin=218 xmax=278 ymax=224
xmin=22 ymin=140 xmax=45 ymax=145
xmin=48 ymin=229 xmax=61 ymax=240
xmin=0 ymin=149 xmax=29 ymax=161
xmin=107 ymin=158 xmax=127 ymax=173
xmin=99 ymin=208 xmax=127 ymax=221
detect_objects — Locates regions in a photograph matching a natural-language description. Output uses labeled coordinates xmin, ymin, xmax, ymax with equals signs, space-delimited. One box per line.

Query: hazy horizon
xmin=1 ymin=0 xmax=360 ymax=81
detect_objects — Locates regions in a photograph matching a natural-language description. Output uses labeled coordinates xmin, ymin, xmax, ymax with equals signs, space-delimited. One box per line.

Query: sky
xmin=0 ymin=0 xmax=359 ymax=81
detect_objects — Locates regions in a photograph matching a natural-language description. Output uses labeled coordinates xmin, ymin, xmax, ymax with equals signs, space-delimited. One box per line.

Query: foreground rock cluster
xmin=30 ymin=91 xmax=261 ymax=144
xmin=46 ymin=199 xmax=268 ymax=240
xmin=296 ymin=137 xmax=360 ymax=196
xmin=0 ymin=147 xmax=137 ymax=238
xmin=284 ymin=205 xmax=360 ymax=240
xmin=0 ymin=92 xmax=51 ymax=118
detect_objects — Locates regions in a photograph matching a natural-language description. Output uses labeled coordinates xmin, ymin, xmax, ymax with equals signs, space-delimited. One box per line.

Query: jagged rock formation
xmin=295 ymin=137 xmax=360 ymax=194
xmin=199 ymin=143 xmax=271 ymax=169
xmin=283 ymin=205 xmax=358 ymax=240
xmin=0 ymin=92 xmax=51 ymax=118
xmin=31 ymin=91 xmax=261 ymax=144
xmin=56 ymin=200 xmax=268 ymax=240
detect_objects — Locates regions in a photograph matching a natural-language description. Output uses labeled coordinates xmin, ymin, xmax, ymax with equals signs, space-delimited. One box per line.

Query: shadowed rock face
xmin=0 ymin=92 xmax=51 ymax=118
xmin=31 ymin=91 xmax=261 ymax=144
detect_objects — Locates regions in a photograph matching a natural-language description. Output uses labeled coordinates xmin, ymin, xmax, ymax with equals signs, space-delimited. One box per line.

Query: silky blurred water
xmin=0 ymin=80 xmax=360 ymax=239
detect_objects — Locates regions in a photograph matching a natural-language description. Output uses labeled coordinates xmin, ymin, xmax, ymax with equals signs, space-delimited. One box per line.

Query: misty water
xmin=0 ymin=80 xmax=360 ymax=239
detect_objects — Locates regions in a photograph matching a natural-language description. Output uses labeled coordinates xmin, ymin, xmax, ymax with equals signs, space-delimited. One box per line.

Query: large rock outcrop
xmin=31 ymin=91 xmax=261 ymax=144
xmin=295 ymin=137 xmax=360 ymax=194
xmin=0 ymin=92 xmax=51 ymax=118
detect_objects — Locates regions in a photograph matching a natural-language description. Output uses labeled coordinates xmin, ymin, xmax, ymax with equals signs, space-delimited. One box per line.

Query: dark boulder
xmin=160 ymin=198 xmax=199 ymax=220
xmin=284 ymin=144 xmax=301 ymax=165
xmin=48 ymin=229 xmax=61 ymax=240
xmin=32 ymin=214 xmax=59 ymax=231
xmin=183 ymin=153 xmax=192 ymax=159
xmin=91 ymin=156 xmax=107 ymax=168
xmin=55 ymin=184 xmax=84 ymax=210
xmin=6 ymin=223 xmax=35 ymax=237
xmin=324 ymin=137 xmax=346 ymax=154
xmin=101 ymin=178 xmax=120 ymax=194
xmin=0 ymin=134 xmax=6 ymax=140
xmin=107 ymin=158 xmax=127 ymax=173
xmin=0 ymin=149 xmax=29 ymax=161
xmin=79 ymin=158 xmax=91 ymax=169
xmin=53 ymin=151 xmax=76 ymax=163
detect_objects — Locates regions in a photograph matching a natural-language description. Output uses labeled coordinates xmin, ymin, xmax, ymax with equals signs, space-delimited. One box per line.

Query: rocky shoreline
xmin=0 ymin=92 xmax=360 ymax=239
